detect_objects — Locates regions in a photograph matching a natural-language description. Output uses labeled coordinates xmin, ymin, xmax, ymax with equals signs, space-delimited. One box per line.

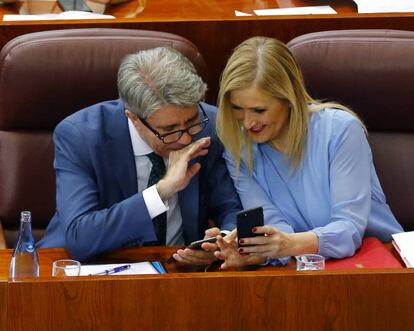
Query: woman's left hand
xmin=236 ymin=225 xmax=292 ymax=258
xmin=238 ymin=226 xmax=318 ymax=259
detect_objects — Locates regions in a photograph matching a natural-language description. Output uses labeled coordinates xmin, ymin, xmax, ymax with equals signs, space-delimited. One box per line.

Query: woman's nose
xmin=243 ymin=111 xmax=256 ymax=129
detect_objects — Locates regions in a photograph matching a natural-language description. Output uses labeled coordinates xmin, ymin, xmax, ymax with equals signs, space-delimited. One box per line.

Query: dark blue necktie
xmin=147 ymin=152 xmax=167 ymax=245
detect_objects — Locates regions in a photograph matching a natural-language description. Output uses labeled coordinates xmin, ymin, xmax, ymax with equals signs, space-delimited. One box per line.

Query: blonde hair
xmin=216 ymin=36 xmax=364 ymax=171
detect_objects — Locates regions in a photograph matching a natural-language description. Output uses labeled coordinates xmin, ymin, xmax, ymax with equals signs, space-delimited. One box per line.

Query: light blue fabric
xmin=225 ymin=108 xmax=403 ymax=261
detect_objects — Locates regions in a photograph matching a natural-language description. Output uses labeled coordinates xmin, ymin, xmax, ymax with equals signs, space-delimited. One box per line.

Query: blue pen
xmin=89 ymin=264 xmax=131 ymax=276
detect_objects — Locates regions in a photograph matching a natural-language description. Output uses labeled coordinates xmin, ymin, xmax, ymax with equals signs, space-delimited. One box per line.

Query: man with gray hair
xmin=38 ymin=47 xmax=242 ymax=264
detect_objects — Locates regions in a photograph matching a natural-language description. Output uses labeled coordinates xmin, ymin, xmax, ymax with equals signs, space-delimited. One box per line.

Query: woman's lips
xmin=249 ymin=125 xmax=265 ymax=134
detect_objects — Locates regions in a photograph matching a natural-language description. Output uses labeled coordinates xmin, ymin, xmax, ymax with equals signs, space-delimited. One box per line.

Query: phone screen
xmin=237 ymin=207 xmax=264 ymax=246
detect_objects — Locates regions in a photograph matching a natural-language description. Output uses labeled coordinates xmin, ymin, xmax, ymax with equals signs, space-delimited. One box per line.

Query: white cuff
xmin=142 ymin=184 xmax=169 ymax=219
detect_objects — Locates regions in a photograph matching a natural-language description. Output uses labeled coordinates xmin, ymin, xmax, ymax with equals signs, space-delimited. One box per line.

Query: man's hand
xmin=171 ymin=227 xmax=221 ymax=265
xmin=156 ymin=137 xmax=211 ymax=201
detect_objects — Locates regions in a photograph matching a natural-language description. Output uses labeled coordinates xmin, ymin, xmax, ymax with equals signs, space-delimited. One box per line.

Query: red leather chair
xmin=288 ymin=29 xmax=414 ymax=231
xmin=0 ymin=28 xmax=207 ymax=248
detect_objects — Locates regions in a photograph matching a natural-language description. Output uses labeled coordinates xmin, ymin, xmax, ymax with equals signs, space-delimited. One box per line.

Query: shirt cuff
xmin=142 ymin=184 xmax=169 ymax=219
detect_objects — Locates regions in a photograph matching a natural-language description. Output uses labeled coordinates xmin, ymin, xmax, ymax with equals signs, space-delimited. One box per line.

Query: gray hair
xmin=117 ymin=47 xmax=207 ymax=119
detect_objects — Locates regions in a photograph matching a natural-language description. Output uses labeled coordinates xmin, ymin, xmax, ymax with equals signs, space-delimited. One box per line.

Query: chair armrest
xmin=0 ymin=222 xmax=7 ymax=249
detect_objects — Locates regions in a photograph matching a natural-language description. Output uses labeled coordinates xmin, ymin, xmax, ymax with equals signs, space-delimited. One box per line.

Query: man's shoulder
xmin=200 ymin=102 xmax=217 ymax=123
xmin=57 ymin=99 xmax=124 ymax=129
xmin=198 ymin=102 xmax=217 ymax=135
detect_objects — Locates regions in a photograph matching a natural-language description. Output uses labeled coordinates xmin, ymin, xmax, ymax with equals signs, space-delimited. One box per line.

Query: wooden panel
xmin=6 ymin=270 xmax=414 ymax=331
xmin=0 ymin=281 xmax=6 ymax=331
xmin=1 ymin=247 xmax=413 ymax=331
xmin=0 ymin=0 xmax=358 ymax=20
xmin=0 ymin=250 xmax=10 ymax=331
xmin=0 ymin=223 xmax=6 ymax=249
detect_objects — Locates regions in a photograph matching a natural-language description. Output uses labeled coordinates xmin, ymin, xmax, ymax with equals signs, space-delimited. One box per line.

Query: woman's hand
xmin=214 ymin=230 xmax=265 ymax=269
xmin=237 ymin=226 xmax=319 ymax=258
xmin=214 ymin=226 xmax=319 ymax=269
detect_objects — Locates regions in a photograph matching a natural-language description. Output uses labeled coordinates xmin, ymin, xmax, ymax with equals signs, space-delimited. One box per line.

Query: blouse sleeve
xmin=313 ymin=115 xmax=371 ymax=258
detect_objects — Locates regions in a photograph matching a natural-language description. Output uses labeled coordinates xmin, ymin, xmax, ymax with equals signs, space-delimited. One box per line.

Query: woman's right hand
xmin=214 ymin=230 xmax=266 ymax=269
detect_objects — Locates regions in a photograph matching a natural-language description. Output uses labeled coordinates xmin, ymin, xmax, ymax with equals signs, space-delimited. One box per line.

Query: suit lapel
xmin=178 ymin=158 xmax=199 ymax=244
xmin=178 ymin=121 xmax=212 ymax=244
xmin=104 ymin=101 xmax=137 ymax=199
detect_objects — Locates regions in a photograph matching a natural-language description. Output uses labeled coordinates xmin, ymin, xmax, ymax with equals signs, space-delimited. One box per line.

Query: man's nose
xmin=177 ymin=131 xmax=192 ymax=145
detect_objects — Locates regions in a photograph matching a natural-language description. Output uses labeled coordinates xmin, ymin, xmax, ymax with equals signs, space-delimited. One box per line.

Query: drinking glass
xmin=296 ymin=254 xmax=325 ymax=271
xmin=52 ymin=259 xmax=81 ymax=276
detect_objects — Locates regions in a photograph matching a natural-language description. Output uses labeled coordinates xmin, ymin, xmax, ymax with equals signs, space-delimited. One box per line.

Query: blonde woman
xmin=214 ymin=37 xmax=403 ymax=268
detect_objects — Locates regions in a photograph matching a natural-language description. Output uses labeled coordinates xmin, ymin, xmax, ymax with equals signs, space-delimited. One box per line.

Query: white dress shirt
xmin=128 ymin=119 xmax=184 ymax=245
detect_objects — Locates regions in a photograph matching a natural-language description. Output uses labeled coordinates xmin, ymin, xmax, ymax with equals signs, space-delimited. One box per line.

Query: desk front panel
xmin=6 ymin=269 xmax=414 ymax=331
xmin=0 ymin=280 xmax=6 ymax=331
xmin=0 ymin=247 xmax=413 ymax=331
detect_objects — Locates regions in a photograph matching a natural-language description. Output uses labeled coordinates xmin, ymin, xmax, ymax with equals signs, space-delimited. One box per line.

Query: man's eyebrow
xmin=158 ymin=112 xmax=199 ymax=132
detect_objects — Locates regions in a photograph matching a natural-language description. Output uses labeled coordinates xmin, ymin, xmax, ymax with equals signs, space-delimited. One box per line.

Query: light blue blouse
xmin=224 ymin=108 xmax=403 ymax=259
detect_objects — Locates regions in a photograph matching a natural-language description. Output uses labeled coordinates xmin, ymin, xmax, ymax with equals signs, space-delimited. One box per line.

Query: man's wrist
xmin=156 ymin=179 xmax=175 ymax=201
xmin=142 ymin=185 xmax=168 ymax=218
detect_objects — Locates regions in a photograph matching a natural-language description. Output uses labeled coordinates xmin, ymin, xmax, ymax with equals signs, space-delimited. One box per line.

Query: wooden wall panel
xmin=6 ymin=270 xmax=414 ymax=331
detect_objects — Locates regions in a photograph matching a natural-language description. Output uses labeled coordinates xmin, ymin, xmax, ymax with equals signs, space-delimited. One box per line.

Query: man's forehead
xmin=150 ymin=104 xmax=198 ymax=126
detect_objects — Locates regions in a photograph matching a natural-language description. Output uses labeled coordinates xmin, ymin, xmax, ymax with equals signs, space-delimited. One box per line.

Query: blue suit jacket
xmin=38 ymin=99 xmax=241 ymax=261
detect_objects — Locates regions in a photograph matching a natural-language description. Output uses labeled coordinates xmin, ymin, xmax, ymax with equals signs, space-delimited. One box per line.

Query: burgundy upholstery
xmin=288 ymin=29 xmax=414 ymax=231
xmin=0 ymin=28 xmax=207 ymax=248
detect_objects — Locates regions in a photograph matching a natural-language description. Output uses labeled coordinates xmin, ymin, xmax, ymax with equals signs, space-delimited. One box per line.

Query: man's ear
xmin=125 ymin=109 xmax=141 ymax=126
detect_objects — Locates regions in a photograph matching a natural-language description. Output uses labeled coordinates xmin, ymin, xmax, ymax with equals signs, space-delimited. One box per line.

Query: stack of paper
xmin=254 ymin=6 xmax=336 ymax=16
xmin=353 ymin=0 xmax=414 ymax=13
xmin=235 ymin=6 xmax=336 ymax=17
xmin=392 ymin=231 xmax=414 ymax=268
xmin=3 ymin=11 xmax=115 ymax=21
xmin=80 ymin=261 xmax=165 ymax=276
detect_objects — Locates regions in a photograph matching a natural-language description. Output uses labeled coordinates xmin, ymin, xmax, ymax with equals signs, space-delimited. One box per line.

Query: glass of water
xmin=296 ymin=254 xmax=325 ymax=271
xmin=52 ymin=259 xmax=81 ymax=277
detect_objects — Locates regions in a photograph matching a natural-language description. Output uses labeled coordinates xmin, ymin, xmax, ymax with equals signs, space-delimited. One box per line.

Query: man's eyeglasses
xmin=140 ymin=104 xmax=209 ymax=144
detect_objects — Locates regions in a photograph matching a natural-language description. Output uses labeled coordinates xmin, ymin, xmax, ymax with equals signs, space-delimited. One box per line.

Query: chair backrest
xmin=0 ymin=28 xmax=207 ymax=248
xmin=288 ymin=29 xmax=414 ymax=231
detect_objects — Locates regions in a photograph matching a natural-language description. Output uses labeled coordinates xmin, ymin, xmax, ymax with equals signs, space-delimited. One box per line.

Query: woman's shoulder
xmin=310 ymin=107 xmax=360 ymax=132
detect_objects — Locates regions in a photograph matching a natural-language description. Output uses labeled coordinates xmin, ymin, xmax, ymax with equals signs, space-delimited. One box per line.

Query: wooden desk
xmin=1 ymin=246 xmax=414 ymax=331
xmin=1 ymin=0 xmax=414 ymax=102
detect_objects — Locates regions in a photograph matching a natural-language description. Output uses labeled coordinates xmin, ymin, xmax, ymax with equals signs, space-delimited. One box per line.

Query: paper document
xmin=3 ymin=11 xmax=115 ymax=21
xmin=234 ymin=10 xmax=253 ymax=17
xmin=254 ymin=6 xmax=336 ymax=16
xmin=392 ymin=231 xmax=414 ymax=268
xmin=353 ymin=0 xmax=414 ymax=13
xmin=80 ymin=262 xmax=163 ymax=276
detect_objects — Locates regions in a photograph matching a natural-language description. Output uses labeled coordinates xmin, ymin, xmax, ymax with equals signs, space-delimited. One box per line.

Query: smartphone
xmin=187 ymin=231 xmax=229 ymax=249
xmin=237 ymin=207 xmax=264 ymax=246
xmin=166 ymin=231 xmax=229 ymax=264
